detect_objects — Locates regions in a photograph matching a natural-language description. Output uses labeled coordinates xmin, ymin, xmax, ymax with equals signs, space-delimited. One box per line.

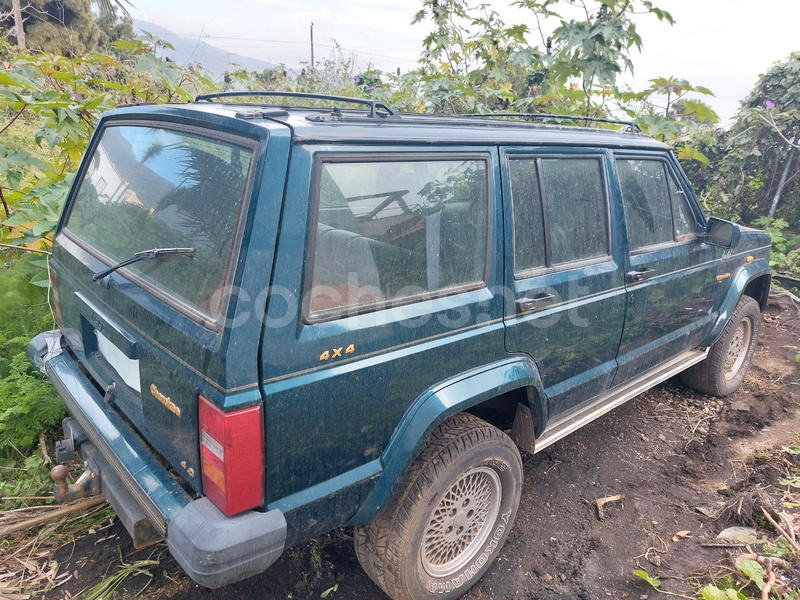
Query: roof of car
xmin=109 ymin=101 xmax=671 ymax=151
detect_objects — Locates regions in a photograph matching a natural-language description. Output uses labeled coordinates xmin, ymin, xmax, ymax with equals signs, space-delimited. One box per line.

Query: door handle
xmin=516 ymin=293 xmax=556 ymax=311
xmin=626 ymin=268 xmax=656 ymax=283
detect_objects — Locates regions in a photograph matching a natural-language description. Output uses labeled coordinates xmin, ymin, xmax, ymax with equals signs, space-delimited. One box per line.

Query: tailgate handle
xmin=626 ymin=268 xmax=655 ymax=283
xmin=516 ymin=293 xmax=555 ymax=311
xmin=75 ymin=292 xmax=139 ymax=359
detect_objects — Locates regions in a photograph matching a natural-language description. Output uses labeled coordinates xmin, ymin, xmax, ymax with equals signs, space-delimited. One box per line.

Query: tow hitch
xmin=50 ymin=417 xmax=162 ymax=548
xmin=49 ymin=417 xmax=102 ymax=503
xmin=49 ymin=461 xmax=101 ymax=503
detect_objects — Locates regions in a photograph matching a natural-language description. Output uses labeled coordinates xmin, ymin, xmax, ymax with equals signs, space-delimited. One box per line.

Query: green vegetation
xmin=0 ymin=453 xmax=53 ymax=506
xmin=79 ymin=548 xmax=162 ymax=599
xmin=0 ymin=256 xmax=64 ymax=454
xmin=753 ymin=217 xmax=800 ymax=279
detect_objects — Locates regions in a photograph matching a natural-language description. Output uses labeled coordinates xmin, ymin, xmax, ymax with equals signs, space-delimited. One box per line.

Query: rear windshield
xmin=65 ymin=124 xmax=254 ymax=320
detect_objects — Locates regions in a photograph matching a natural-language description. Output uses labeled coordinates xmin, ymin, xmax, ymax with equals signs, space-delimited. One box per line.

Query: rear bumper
xmin=29 ymin=330 xmax=287 ymax=588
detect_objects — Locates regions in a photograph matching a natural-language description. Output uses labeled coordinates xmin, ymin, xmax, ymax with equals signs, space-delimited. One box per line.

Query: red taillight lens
xmin=198 ymin=395 xmax=264 ymax=516
xmin=49 ymin=267 xmax=62 ymax=329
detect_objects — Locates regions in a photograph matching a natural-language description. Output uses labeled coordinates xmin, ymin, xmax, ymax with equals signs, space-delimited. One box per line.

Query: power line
xmin=143 ymin=30 xmax=420 ymax=64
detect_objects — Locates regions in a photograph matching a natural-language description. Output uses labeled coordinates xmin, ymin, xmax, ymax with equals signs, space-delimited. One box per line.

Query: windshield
xmin=65 ymin=124 xmax=254 ymax=320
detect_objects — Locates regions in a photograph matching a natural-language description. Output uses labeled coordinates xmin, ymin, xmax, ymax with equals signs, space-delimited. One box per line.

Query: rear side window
xmin=541 ymin=158 xmax=608 ymax=264
xmin=307 ymin=157 xmax=489 ymax=318
xmin=509 ymin=155 xmax=609 ymax=274
xmin=616 ymin=159 xmax=674 ymax=250
xmin=508 ymin=160 xmax=546 ymax=271
xmin=65 ymin=124 xmax=254 ymax=321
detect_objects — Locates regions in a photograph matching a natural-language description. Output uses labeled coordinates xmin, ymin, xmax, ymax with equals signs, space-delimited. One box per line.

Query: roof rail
xmin=457 ymin=112 xmax=641 ymax=133
xmin=194 ymin=91 xmax=396 ymax=118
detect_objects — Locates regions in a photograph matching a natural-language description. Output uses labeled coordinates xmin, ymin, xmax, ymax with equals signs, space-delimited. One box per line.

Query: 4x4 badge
xmin=320 ymin=344 xmax=355 ymax=361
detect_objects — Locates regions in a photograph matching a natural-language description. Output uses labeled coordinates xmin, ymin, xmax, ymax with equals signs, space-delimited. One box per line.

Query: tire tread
xmin=354 ymin=413 xmax=520 ymax=600
xmin=681 ymin=295 xmax=761 ymax=397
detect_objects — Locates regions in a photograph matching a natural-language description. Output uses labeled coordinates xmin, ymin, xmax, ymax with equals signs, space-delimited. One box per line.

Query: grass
xmin=78 ymin=548 xmax=162 ymax=600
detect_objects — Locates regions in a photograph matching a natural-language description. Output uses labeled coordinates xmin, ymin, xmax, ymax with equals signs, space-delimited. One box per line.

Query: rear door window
xmin=509 ymin=155 xmax=609 ymax=274
xmin=64 ymin=124 xmax=255 ymax=322
xmin=306 ymin=156 xmax=489 ymax=319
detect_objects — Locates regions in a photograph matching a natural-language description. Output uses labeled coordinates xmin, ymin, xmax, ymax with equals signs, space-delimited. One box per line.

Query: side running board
xmin=535 ymin=348 xmax=709 ymax=454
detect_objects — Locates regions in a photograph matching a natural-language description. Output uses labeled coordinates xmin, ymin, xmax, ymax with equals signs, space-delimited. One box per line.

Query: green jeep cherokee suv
xmin=29 ymin=92 xmax=771 ymax=600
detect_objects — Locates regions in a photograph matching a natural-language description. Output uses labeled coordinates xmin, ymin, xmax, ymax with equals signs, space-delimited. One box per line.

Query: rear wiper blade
xmin=92 ymin=247 xmax=194 ymax=281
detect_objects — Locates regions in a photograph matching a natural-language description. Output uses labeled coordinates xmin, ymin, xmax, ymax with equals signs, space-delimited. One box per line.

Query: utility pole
xmin=310 ymin=22 xmax=315 ymax=70
xmin=11 ymin=0 xmax=25 ymax=51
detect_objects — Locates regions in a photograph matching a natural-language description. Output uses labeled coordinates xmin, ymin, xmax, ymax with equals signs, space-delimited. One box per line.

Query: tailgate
xmin=51 ymin=114 xmax=271 ymax=493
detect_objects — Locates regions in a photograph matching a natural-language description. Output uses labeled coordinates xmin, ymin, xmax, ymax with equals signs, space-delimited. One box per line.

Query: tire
xmin=354 ymin=413 xmax=523 ymax=600
xmin=680 ymin=295 xmax=761 ymax=397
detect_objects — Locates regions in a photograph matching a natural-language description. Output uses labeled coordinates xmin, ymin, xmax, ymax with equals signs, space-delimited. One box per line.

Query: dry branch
xmin=37 ymin=433 xmax=50 ymax=466
xmin=762 ymin=569 xmax=776 ymax=600
xmin=761 ymin=508 xmax=800 ymax=552
xmin=0 ymin=497 xmax=106 ymax=537
xmin=595 ymin=494 xmax=623 ymax=520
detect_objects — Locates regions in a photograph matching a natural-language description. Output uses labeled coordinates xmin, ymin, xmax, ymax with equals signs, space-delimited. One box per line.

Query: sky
xmin=127 ymin=0 xmax=800 ymax=125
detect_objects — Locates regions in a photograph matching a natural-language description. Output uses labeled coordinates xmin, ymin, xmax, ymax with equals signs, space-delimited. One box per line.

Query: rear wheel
xmin=681 ymin=295 xmax=761 ymax=397
xmin=354 ymin=413 xmax=522 ymax=600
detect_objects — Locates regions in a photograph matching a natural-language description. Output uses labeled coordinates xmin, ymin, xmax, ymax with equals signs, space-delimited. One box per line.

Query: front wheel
xmin=354 ymin=413 xmax=522 ymax=600
xmin=681 ymin=295 xmax=761 ymax=397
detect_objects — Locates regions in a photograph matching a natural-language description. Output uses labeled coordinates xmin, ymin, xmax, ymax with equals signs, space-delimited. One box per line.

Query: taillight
xmin=49 ymin=266 xmax=62 ymax=330
xmin=198 ymin=395 xmax=264 ymax=516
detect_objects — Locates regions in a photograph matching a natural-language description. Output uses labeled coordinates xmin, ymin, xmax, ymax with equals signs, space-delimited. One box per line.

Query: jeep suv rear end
xmin=30 ymin=105 xmax=293 ymax=586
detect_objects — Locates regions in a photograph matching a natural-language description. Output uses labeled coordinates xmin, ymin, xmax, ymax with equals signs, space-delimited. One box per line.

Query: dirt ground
xmin=15 ymin=293 xmax=800 ymax=599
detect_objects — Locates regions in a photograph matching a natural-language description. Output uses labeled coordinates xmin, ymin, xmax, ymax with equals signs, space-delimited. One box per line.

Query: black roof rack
xmin=457 ymin=112 xmax=641 ymax=133
xmin=194 ymin=91 xmax=395 ymax=118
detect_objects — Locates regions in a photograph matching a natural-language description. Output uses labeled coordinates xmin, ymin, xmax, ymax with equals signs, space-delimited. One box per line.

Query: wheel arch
xmin=346 ymin=355 xmax=545 ymax=527
xmin=700 ymin=260 xmax=771 ymax=348
xmin=743 ymin=273 xmax=771 ymax=311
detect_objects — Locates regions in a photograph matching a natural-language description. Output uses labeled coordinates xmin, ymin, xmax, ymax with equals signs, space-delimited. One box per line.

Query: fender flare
xmin=346 ymin=355 xmax=545 ymax=527
xmin=699 ymin=259 xmax=771 ymax=348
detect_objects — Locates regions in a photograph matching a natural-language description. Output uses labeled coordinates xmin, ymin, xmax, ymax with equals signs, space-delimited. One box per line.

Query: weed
xmin=320 ymin=583 xmax=339 ymax=598
xmin=753 ymin=217 xmax=800 ymax=279
xmin=634 ymin=569 xmax=693 ymax=598
xmin=755 ymin=511 xmax=771 ymax=530
xmin=779 ymin=475 xmax=800 ymax=489
xmin=310 ymin=539 xmax=323 ymax=579
xmin=78 ymin=548 xmax=161 ymax=600
xmin=0 ymin=453 xmax=53 ymax=509
xmin=287 ymin=547 xmax=302 ymax=560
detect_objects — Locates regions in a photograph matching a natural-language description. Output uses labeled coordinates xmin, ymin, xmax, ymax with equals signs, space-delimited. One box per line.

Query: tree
xmin=716 ymin=53 xmax=800 ymax=222
xmin=10 ymin=0 xmax=23 ymax=50
xmin=93 ymin=0 xmax=131 ymax=21
xmin=97 ymin=10 xmax=135 ymax=48
xmin=409 ymin=0 xmax=676 ymax=115
xmin=0 ymin=0 xmax=131 ymax=53
xmin=0 ymin=0 xmax=98 ymax=55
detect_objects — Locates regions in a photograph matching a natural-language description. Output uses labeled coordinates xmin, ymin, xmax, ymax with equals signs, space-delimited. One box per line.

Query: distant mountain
xmin=133 ymin=19 xmax=275 ymax=78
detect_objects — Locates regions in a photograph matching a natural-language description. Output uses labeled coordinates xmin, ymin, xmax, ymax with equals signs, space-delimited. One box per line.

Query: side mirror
xmin=702 ymin=217 xmax=740 ymax=248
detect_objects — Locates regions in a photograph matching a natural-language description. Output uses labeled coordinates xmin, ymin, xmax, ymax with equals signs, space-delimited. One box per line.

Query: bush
xmin=0 ymin=257 xmax=65 ymax=454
